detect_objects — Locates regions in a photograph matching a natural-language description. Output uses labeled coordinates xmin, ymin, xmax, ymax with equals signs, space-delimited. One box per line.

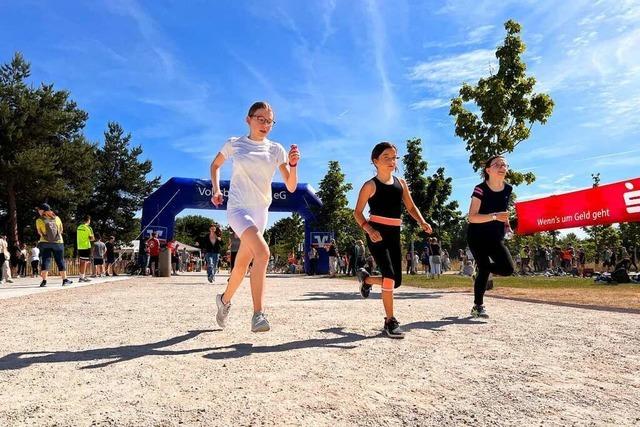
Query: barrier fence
xmin=17 ymin=259 xmax=130 ymax=277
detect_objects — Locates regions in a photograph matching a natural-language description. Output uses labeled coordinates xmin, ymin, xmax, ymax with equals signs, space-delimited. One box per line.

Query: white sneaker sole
xmin=252 ymin=323 xmax=271 ymax=333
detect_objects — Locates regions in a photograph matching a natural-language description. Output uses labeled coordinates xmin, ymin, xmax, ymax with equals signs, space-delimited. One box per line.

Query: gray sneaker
xmin=251 ymin=311 xmax=270 ymax=332
xmin=215 ymin=293 xmax=231 ymax=328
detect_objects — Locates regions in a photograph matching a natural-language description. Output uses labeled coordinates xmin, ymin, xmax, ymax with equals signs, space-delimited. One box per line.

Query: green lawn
xmin=346 ymin=273 xmax=640 ymax=291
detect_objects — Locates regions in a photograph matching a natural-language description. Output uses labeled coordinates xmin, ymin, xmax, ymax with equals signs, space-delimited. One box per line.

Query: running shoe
xmin=62 ymin=279 xmax=73 ymax=287
xmin=485 ymin=278 xmax=494 ymax=291
xmin=471 ymin=305 xmax=489 ymax=318
xmin=356 ymin=268 xmax=372 ymax=298
xmin=79 ymin=277 xmax=92 ymax=283
xmin=39 ymin=280 xmax=47 ymax=287
xmin=251 ymin=311 xmax=271 ymax=332
xmin=383 ymin=317 xmax=405 ymax=339
xmin=207 ymin=275 xmax=213 ymax=283
xmin=215 ymin=293 xmax=231 ymax=328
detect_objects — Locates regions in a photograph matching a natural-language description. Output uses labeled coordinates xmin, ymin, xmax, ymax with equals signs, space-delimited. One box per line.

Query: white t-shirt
xmin=30 ymin=247 xmax=40 ymax=261
xmin=220 ymin=136 xmax=287 ymax=209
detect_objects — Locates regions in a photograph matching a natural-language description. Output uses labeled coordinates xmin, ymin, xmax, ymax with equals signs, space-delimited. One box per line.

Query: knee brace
xmin=382 ymin=277 xmax=395 ymax=292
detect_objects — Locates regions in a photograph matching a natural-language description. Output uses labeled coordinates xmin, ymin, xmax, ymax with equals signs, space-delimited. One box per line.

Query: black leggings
xmin=366 ymin=223 xmax=402 ymax=288
xmin=468 ymin=236 xmax=515 ymax=306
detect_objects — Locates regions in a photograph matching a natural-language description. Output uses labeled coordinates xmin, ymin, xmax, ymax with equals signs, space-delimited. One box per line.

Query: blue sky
xmin=2 ymin=0 xmax=639 ymax=232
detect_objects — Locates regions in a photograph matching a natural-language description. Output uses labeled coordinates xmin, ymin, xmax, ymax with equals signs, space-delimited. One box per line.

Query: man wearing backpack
xmin=77 ymin=215 xmax=95 ymax=282
xmin=35 ymin=203 xmax=72 ymax=287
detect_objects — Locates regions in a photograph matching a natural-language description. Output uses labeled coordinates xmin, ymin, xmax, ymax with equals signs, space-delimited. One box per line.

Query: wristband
xmin=289 ymin=162 xmax=297 ymax=167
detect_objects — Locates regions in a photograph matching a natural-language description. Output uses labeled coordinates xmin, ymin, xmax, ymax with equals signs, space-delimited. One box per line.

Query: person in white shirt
xmin=30 ymin=245 xmax=40 ymax=278
xmin=210 ymin=101 xmax=300 ymax=333
xmin=0 ymin=235 xmax=13 ymax=284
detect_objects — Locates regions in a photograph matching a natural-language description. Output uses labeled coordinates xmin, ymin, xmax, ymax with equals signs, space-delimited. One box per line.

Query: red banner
xmin=515 ymin=177 xmax=640 ymax=234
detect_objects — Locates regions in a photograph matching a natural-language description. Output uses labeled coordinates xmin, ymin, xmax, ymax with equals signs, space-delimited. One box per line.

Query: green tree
xmin=314 ymin=160 xmax=357 ymax=246
xmin=425 ymin=167 xmax=462 ymax=246
xmin=619 ymin=222 xmax=640 ymax=249
xmin=582 ymin=172 xmax=611 ymax=264
xmin=266 ymin=213 xmax=304 ymax=265
xmin=402 ymin=138 xmax=435 ymax=273
xmin=449 ymin=20 xmax=554 ymax=185
xmin=174 ymin=215 xmax=214 ymax=246
xmin=77 ymin=122 xmax=160 ymax=242
xmin=0 ymin=52 xmax=93 ymax=246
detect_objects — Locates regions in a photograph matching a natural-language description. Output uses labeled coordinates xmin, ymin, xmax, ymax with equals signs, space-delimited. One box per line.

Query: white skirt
xmin=227 ymin=207 xmax=269 ymax=237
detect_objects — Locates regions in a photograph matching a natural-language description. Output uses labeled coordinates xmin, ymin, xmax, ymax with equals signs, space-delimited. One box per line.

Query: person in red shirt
xmin=146 ymin=232 xmax=160 ymax=276
xmin=166 ymin=238 xmax=180 ymax=276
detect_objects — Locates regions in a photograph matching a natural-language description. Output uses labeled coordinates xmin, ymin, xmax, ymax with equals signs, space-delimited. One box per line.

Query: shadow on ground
xmin=0 ymin=330 xmax=217 ymax=371
xmin=292 ymin=291 xmax=445 ymax=301
xmin=0 ymin=316 xmax=486 ymax=369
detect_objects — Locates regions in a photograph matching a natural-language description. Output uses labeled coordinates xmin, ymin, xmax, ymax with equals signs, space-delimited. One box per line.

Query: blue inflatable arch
xmin=140 ymin=177 xmax=327 ymax=272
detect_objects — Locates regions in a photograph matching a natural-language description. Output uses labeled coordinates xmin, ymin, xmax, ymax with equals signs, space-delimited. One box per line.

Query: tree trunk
xmin=7 ymin=177 xmax=20 ymax=247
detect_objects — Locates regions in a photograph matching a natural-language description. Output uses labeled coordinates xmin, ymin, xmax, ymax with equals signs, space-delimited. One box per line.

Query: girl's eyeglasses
xmin=251 ymin=115 xmax=276 ymax=126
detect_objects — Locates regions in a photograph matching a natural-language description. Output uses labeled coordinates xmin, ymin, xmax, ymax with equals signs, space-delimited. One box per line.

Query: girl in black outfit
xmin=467 ymin=155 xmax=515 ymax=318
xmin=354 ymin=142 xmax=433 ymax=338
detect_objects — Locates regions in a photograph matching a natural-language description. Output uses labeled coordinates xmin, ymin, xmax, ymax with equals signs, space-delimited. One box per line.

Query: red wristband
xmin=289 ymin=162 xmax=297 ymax=167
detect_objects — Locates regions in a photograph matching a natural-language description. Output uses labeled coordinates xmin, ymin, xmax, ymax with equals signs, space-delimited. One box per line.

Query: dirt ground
xmin=489 ymin=286 xmax=640 ymax=312
xmin=1 ymin=273 xmax=639 ymax=426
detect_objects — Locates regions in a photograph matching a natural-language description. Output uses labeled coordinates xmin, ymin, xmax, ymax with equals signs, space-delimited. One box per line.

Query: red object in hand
xmin=289 ymin=144 xmax=299 ymax=167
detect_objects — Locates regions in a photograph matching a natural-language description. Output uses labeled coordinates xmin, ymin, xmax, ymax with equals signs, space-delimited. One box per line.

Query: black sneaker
xmin=39 ymin=280 xmax=47 ymax=287
xmin=471 ymin=305 xmax=489 ymax=318
xmin=485 ymin=279 xmax=494 ymax=290
xmin=383 ymin=317 xmax=405 ymax=339
xmin=62 ymin=279 xmax=73 ymax=287
xmin=356 ymin=268 xmax=372 ymax=298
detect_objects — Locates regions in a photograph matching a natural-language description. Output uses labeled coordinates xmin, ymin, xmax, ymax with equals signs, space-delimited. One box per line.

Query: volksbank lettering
xmin=196 ymin=187 xmax=287 ymax=200
xmin=197 ymin=187 xmax=229 ymax=197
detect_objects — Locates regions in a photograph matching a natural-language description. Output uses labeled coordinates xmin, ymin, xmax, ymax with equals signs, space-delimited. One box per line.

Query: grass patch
xmin=402 ymin=273 xmax=639 ymax=290
xmin=402 ymin=273 xmax=640 ymax=311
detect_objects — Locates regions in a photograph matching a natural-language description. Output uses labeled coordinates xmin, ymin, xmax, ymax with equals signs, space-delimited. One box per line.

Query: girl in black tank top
xmin=466 ymin=155 xmax=515 ymax=319
xmin=353 ymin=142 xmax=433 ymax=339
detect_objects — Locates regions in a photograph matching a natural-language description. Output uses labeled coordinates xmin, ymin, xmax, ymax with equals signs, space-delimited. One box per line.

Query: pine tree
xmin=0 ymin=52 xmax=92 ymax=246
xmin=77 ymin=122 xmax=160 ymax=242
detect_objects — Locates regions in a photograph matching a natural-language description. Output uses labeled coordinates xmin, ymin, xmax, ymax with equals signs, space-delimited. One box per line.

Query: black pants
xmin=468 ymin=236 xmax=515 ymax=306
xmin=366 ymin=223 xmax=402 ymax=288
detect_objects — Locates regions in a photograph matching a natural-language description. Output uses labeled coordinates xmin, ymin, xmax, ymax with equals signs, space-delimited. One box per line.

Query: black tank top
xmin=368 ymin=176 xmax=403 ymax=219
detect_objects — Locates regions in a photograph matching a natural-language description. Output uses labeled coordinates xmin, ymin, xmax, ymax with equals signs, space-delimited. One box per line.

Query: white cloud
xmin=365 ymin=0 xmax=399 ymax=121
xmin=423 ymin=24 xmax=496 ymax=49
xmin=410 ymin=98 xmax=450 ymax=110
xmin=409 ymin=49 xmax=497 ymax=95
xmin=554 ymin=174 xmax=574 ymax=184
xmin=467 ymin=25 xmax=495 ymax=44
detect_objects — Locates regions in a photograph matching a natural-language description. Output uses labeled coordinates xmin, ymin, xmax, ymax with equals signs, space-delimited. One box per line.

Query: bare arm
xmin=467 ymin=197 xmax=509 ymax=223
xmin=279 ymin=145 xmax=300 ymax=192
xmin=279 ymin=163 xmax=298 ymax=193
xmin=400 ymin=178 xmax=432 ymax=234
xmin=210 ymin=152 xmax=226 ymax=206
xmin=353 ymin=180 xmax=382 ymax=242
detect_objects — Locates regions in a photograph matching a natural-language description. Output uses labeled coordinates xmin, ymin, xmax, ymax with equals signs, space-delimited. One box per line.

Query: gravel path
xmin=1 ymin=273 xmax=638 ymax=426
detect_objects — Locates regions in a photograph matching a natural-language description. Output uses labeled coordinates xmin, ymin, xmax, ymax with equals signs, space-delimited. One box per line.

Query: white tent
xmin=175 ymin=240 xmax=201 ymax=253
